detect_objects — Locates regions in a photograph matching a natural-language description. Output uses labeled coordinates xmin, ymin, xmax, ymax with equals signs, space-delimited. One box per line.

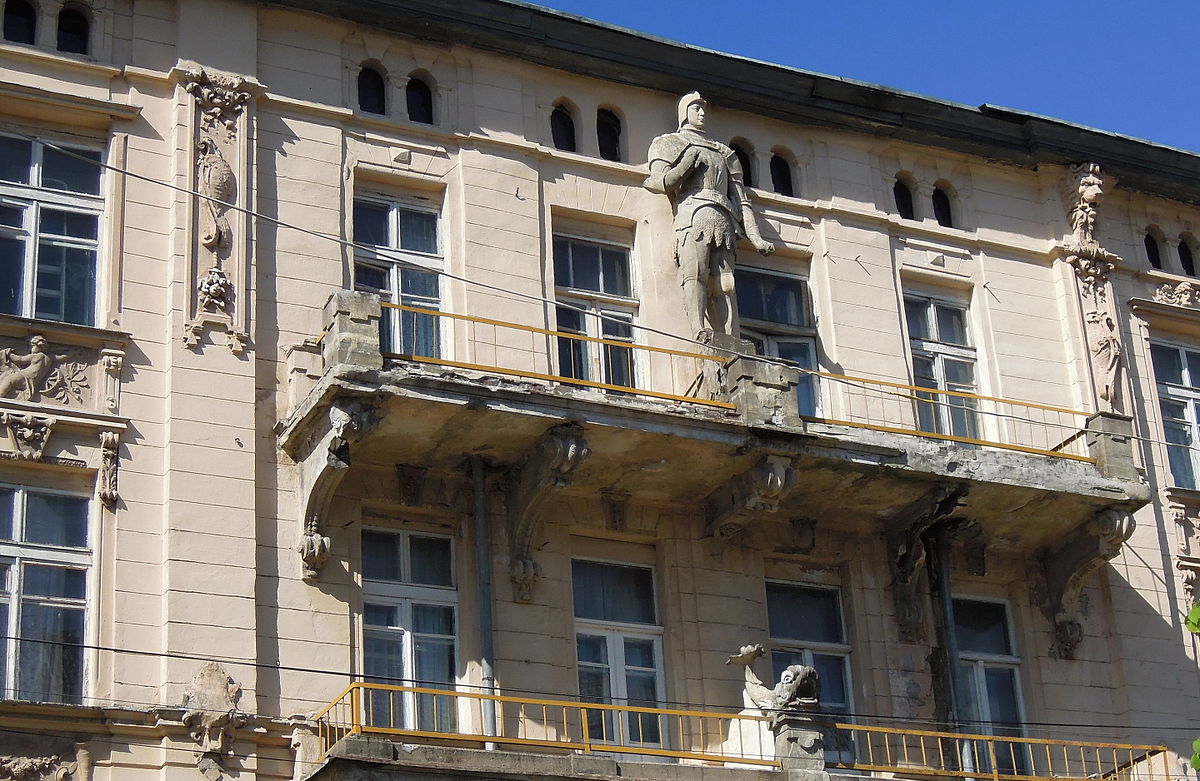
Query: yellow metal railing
xmin=831 ymin=722 xmax=1169 ymax=781
xmin=313 ymin=682 xmax=777 ymax=766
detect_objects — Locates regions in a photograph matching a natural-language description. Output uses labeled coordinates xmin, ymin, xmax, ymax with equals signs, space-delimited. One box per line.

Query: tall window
xmin=769 ymin=153 xmax=794 ymax=197
xmin=0 ymin=135 xmax=103 ymax=326
xmin=406 ymin=76 xmax=434 ymax=125
xmin=736 ymin=268 xmax=818 ymax=416
xmin=893 ymin=177 xmax=915 ymax=220
xmin=1150 ymin=342 xmax=1200 ymax=489
xmin=0 ymin=486 xmax=90 ymax=705
xmin=56 ymin=6 xmax=88 ymax=54
xmin=1145 ymin=232 xmax=1163 ymax=270
xmin=550 ymin=102 xmax=577 ymax=153
xmin=1179 ymin=237 xmax=1196 ymax=277
xmin=353 ymin=197 xmax=442 ymax=358
xmin=730 ymin=142 xmax=754 ymax=189
xmin=596 ymin=109 xmax=622 ymax=162
xmin=932 ymin=186 xmax=954 ymax=228
xmin=573 ymin=560 xmax=663 ymax=746
xmin=954 ymin=599 xmax=1024 ymax=772
xmin=554 ymin=236 xmax=636 ymax=391
xmin=361 ymin=529 xmax=456 ymax=731
xmin=3 ymin=0 xmax=36 ymax=44
xmin=905 ymin=295 xmax=979 ymax=441
xmin=357 ymin=65 xmax=386 ymax=115
xmin=767 ymin=582 xmax=852 ymax=757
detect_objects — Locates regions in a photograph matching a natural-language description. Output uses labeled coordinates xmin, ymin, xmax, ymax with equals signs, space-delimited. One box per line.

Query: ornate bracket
xmin=293 ymin=397 xmax=382 ymax=580
xmin=506 ymin=423 xmax=589 ymax=602
xmin=182 ymin=661 xmax=246 ymax=781
xmin=98 ymin=431 xmax=119 ymax=507
xmin=0 ymin=412 xmax=55 ymax=461
xmin=1040 ymin=508 xmax=1135 ymax=659
xmin=884 ymin=484 xmax=968 ymax=643
xmin=703 ymin=454 xmax=796 ymax=540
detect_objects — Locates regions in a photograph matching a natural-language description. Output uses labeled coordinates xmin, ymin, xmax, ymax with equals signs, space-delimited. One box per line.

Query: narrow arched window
xmin=3 ymin=0 xmax=36 ymax=44
xmin=769 ymin=154 xmax=794 ymax=197
xmin=932 ymin=187 xmax=954 ymax=228
xmin=1145 ymin=233 xmax=1163 ymax=270
xmin=56 ymin=6 xmax=89 ymax=54
xmin=550 ymin=103 xmax=576 ymax=152
xmin=357 ymin=66 xmax=386 ymax=115
xmin=406 ymin=76 xmax=434 ymax=124
xmin=1180 ymin=239 xmax=1196 ymax=277
xmin=596 ymin=108 xmax=622 ymax=162
xmin=730 ymin=142 xmax=753 ymax=189
xmin=894 ymin=178 xmax=915 ymax=220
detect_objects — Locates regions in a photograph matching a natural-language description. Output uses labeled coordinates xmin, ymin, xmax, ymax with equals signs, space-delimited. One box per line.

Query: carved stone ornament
xmin=1040 ymin=508 xmax=1135 ymax=659
xmin=0 ymin=731 xmax=91 ymax=781
xmin=182 ymin=70 xmax=253 ymax=139
xmin=725 ymin=644 xmax=820 ymax=718
xmin=0 ymin=335 xmax=88 ymax=406
xmin=1154 ymin=281 xmax=1200 ymax=308
xmin=100 ymin=349 xmax=122 ymax=414
xmin=182 ymin=661 xmax=246 ymax=780
xmin=0 ymin=413 xmax=54 ymax=461
xmin=506 ymin=423 xmax=590 ymax=602
xmin=98 ymin=431 xmax=118 ymax=507
xmin=704 ymin=454 xmax=795 ymax=540
xmin=197 ymin=266 xmax=232 ymax=312
xmin=197 ymin=142 xmax=236 ymax=255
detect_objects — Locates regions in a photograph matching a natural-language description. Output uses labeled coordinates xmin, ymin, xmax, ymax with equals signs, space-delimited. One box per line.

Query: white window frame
xmin=360 ymin=528 xmax=459 ymax=732
xmin=0 ymin=134 xmax=105 ymax=327
xmin=553 ymin=234 xmax=641 ymax=391
xmin=352 ymin=195 xmax=445 ymax=358
xmin=954 ymin=596 xmax=1026 ymax=771
xmin=904 ymin=294 xmax=982 ymax=441
xmin=0 ymin=483 xmax=92 ymax=705
xmin=1149 ymin=341 xmax=1200 ymax=490
xmin=736 ymin=266 xmax=819 ymax=416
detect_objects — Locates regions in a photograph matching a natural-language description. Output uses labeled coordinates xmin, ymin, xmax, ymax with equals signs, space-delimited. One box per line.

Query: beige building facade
xmin=0 ymin=1 xmax=1197 ymax=780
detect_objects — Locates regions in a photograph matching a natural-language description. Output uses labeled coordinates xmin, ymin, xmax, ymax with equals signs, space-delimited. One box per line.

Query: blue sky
xmin=530 ymin=0 xmax=1199 ymax=154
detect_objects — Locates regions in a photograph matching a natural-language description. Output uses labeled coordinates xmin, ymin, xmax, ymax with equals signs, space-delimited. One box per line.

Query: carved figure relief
xmin=0 ymin=731 xmax=90 ymax=781
xmin=182 ymin=662 xmax=246 ymax=780
xmin=197 ymin=140 xmax=236 ymax=254
xmin=1154 ymin=281 xmax=1199 ymax=308
xmin=0 ymin=336 xmax=74 ymax=403
xmin=645 ymin=93 xmax=774 ymax=338
xmin=726 ymin=644 xmax=819 ymax=716
xmin=0 ymin=333 xmax=118 ymax=413
xmin=98 ymin=431 xmax=118 ymax=507
xmin=1 ymin=413 xmax=55 ymax=461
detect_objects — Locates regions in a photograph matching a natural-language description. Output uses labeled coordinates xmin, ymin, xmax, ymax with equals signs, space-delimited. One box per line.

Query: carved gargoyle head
xmin=774 ymin=664 xmax=820 ymax=711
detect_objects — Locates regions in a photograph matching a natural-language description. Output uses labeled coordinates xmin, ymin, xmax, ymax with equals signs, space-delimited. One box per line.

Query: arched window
xmin=56 ymin=6 xmax=89 ymax=54
xmin=1145 ymin=232 xmax=1163 ymax=270
xmin=769 ymin=153 xmax=794 ymax=197
xmin=893 ymin=177 xmax=915 ymax=220
xmin=596 ymin=108 xmax=622 ymax=162
xmin=1180 ymin=238 xmax=1196 ymax=277
xmin=357 ymin=65 xmax=386 ymax=115
xmin=730 ymin=142 xmax=753 ymax=189
xmin=406 ymin=76 xmax=434 ymax=124
xmin=3 ymin=0 xmax=36 ymax=44
xmin=550 ymin=103 xmax=576 ymax=153
xmin=932 ymin=186 xmax=954 ymax=228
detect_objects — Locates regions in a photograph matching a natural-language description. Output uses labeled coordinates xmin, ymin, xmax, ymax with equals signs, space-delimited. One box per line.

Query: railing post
xmin=771 ymin=713 xmax=831 ymax=781
xmin=1085 ymin=411 xmax=1138 ymax=480
xmin=580 ymin=704 xmax=591 ymax=753
xmin=350 ymin=684 xmax=362 ymax=736
xmin=721 ymin=354 xmax=802 ymax=425
xmin=987 ymin=739 xmax=1000 ymax=781
xmin=322 ymin=290 xmax=383 ymax=369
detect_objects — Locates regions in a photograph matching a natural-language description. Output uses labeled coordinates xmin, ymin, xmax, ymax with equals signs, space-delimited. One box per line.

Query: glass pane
xmin=948 ymin=396 xmax=981 ymax=440
xmin=398 ymin=209 xmax=438 ymax=254
xmin=399 ymin=301 xmax=439 ymax=359
xmin=0 ymin=137 xmax=31 ymax=184
xmin=0 ymin=204 xmax=22 ymax=229
xmin=1151 ymin=344 xmax=1184 ymax=385
xmin=361 ymin=530 xmax=402 ymax=581
xmin=577 ymin=633 xmax=608 ymax=667
xmin=353 ymin=261 xmax=388 ymax=291
xmin=623 ymin=638 xmax=655 ymax=669
xmin=353 ymin=201 xmax=389 ymax=246
xmin=736 ymin=270 xmax=806 ymax=326
xmin=624 ymin=668 xmax=661 ymax=744
xmin=984 ymin=667 xmax=1025 ymax=773
xmin=1164 ymin=420 xmax=1196 ymax=489
xmin=556 ymin=306 xmax=589 ymax=381
xmin=578 ymin=664 xmax=613 ymax=740
xmin=0 ymin=487 xmax=12 ymax=540
xmin=767 ymin=583 xmax=843 ymax=643
xmin=18 ymin=602 xmax=85 ymax=703
xmin=0 ymin=235 xmax=24 ymax=316
xmin=1187 ymin=351 xmax=1200 ymax=389
xmin=905 ymin=298 xmax=929 ymax=341
xmin=601 ymin=248 xmax=631 ymax=297
xmin=35 ymin=243 xmax=96 ymax=325
xmin=409 ymin=536 xmax=453 ymax=587
xmin=935 ymin=304 xmax=969 ymax=345
xmin=412 ymin=604 xmax=454 ymax=635
xmin=553 ymin=238 xmax=571 ymax=287
xmin=41 ymin=147 xmax=101 ymax=195
xmin=24 ymin=565 xmax=85 ymax=600
xmin=572 ymin=560 xmax=655 ymax=624
xmin=569 ymin=242 xmax=600 ymax=292
xmin=776 ymin=340 xmax=817 ymax=416
xmin=363 ymin=631 xmax=406 ymax=727
xmin=24 ymin=493 xmax=88 ymax=547
xmin=953 ymin=599 xmax=1011 ymax=655
xmin=364 ymin=603 xmax=397 ymax=628
xmin=811 ymin=653 xmax=848 ymax=710
xmin=400 ymin=267 xmax=438 ymax=299
xmin=413 ymin=635 xmax=456 ymax=730
xmin=0 ymin=600 xmax=6 ymax=695
xmin=943 ymin=358 xmax=975 ymax=388
xmin=604 ymin=344 xmax=634 ymax=390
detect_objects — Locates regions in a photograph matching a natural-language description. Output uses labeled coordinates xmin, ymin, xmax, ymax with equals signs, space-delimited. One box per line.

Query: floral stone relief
xmin=0 ymin=334 xmax=115 ymax=413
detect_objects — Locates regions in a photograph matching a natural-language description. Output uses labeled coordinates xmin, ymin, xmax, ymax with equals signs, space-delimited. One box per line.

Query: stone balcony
xmin=278 ymin=291 xmax=1149 ymax=658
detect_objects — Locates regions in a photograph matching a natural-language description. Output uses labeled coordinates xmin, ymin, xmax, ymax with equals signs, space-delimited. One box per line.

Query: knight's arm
xmin=727 ymin=158 xmax=774 ymax=254
xmin=644 ymin=147 xmax=698 ymax=195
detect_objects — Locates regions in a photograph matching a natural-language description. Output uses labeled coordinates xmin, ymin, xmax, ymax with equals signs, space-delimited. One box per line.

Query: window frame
xmin=736 ymin=266 xmax=820 ymax=416
xmin=904 ymin=294 xmax=981 ymax=442
xmin=953 ymin=597 xmax=1026 ymax=758
xmin=1149 ymin=340 xmax=1200 ymax=489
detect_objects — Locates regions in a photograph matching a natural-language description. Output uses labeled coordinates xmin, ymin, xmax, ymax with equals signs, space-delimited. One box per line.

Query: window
xmin=573 ymin=560 xmax=663 ymax=747
xmin=357 ymin=65 xmax=386 ymax=115
xmin=553 ymin=236 xmax=636 ymax=391
xmin=596 ymin=108 xmax=622 ymax=163
xmin=932 ymin=186 xmax=954 ymax=228
xmin=0 ymin=135 xmax=103 ymax=326
xmin=1145 ymin=232 xmax=1163 ymax=270
xmin=361 ymin=529 xmax=456 ymax=731
xmin=730 ymin=141 xmax=753 ymax=189
xmin=905 ymin=295 xmax=979 ymax=441
xmin=893 ymin=177 xmax=915 ymax=220
xmin=736 ymin=268 xmax=818 ymax=416
xmin=1179 ymin=237 xmax=1196 ymax=277
xmin=3 ymin=0 xmax=36 ymax=44
xmin=0 ymin=486 xmax=90 ymax=705
xmin=406 ymin=75 xmax=434 ymax=125
xmin=1150 ymin=342 xmax=1200 ymax=489
xmin=550 ymin=102 xmax=577 ymax=153
xmin=353 ymin=198 xmax=442 ymax=358
xmin=56 ymin=6 xmax=88 ymax=54
xmin=769 ymin=153 xmax=794 ymax=197
xmin=954 ymin=599 xmax=1024 ymax=773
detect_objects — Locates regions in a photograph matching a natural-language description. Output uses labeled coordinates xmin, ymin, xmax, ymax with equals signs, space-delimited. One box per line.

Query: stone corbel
xmin=182 ymin=662 xmax=246 ymax=781
xmin=98 ymin=431 xmax=119 ymax=507
xmin=704 ymin=454 xmax=796 ymax=540
xmin=294 ymin=397 xmax=382 ymax=580
xmin=100 ymin=348 xmax=123 ymax=414
xmin=506 ymin=423 xmax=589 ymax=602
xmin=1040 ymin=508 xmax=1135 ymax=659
xmin=884 ymin=484 xmax=968 ymax=643
xmin=0 ymin=412 xmax=55 ymax=461
xmin=0 ymin=731 xmax=91 ymax=781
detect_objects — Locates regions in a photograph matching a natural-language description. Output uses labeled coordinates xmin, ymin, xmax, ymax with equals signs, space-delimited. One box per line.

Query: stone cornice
xmin=0 ymin=81 xmax=139 ymax=128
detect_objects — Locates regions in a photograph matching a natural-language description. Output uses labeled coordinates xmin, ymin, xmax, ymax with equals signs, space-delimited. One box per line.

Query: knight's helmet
xmin=677 ymin=91 xmax=708 ymax=128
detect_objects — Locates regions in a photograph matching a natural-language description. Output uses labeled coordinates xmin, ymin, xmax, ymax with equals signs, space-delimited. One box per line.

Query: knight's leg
xmin=676 ymin=236 xmax=709 ymax=338
xmin=707 ymin=246 xmax=738 ymax=337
